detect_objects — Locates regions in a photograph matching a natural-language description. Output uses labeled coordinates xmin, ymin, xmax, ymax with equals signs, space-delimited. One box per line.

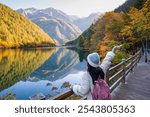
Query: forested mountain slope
xmin=0 ymin=4 xmax=55 ymax=48
xmin=75 ymin=0 xmax=149 ymax=58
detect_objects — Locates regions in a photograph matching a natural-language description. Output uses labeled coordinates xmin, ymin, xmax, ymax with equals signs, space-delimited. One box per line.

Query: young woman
xmin=71 ymin=46 xmax=121 ymax=100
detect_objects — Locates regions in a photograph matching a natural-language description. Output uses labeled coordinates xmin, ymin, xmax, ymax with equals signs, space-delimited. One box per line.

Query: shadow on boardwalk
xmin=112 ymin=53 xmax=150 ymax=100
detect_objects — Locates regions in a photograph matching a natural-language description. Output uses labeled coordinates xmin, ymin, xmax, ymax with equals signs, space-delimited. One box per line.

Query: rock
xmin=29 ymin=93 xmax=46 ymax=100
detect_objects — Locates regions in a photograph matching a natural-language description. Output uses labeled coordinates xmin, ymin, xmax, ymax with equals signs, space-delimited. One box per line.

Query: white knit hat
xmin=87 ymin=52 xmax=100 ymax=67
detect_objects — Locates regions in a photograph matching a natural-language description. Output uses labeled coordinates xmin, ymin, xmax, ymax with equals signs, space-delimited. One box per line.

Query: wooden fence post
xmin=130 ymin=58 xmax=134 ymax=73
xmin=122 ymin=58 xmax=126 ymax=83
xmin=136 ymin=52 xmax=140 ymax=65
xmin=106 ymin=69 xmax=110 ymax=85
xmin=135 ymin=50 xmax=141 ymax=67
xmin=139 ymin=50 xmax=142 ymax=62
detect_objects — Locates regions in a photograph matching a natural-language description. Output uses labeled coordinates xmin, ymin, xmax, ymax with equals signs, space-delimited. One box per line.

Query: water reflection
xmin=0 ymin=49 xmax=55 ymax=91
xmin=0 ymin=48 xmax=88 ymax=99
xmin=28 ymin=48 xmax=86 ymax=81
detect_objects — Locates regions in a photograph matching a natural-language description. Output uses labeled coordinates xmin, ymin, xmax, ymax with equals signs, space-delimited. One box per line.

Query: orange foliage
xmin=101 ymin=39 xmax=116 ymax=44
xmin=100 ymin=45 xmax=109 ymax=51
xmin=98 ymin=39 xmax=114 ymax=58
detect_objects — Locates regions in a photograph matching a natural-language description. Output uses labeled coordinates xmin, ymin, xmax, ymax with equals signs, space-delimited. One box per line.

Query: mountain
xmin=17 ymin=7 xmax=75 ymax=22
xmin=73 ymin=13 xmax=101 ymax=32
xmin=32 ymin=17 xmax=81 ymax=44
xmin=73 ymin=0 xmax=149 ymax=53
xmin=0 ymin=4 xmax=55 ymax=48
xmin=17 ymin=8 xmax=82 ymax=45
xmin=69 ymin=15 xmax=79 ymax=21
xmin=115 ymin=0 xmax=146 ymax=12
xmin=17 ymin=8 xmax=100 ymax=45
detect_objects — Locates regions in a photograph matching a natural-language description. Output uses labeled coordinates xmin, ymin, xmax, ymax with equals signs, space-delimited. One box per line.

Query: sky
xmin=0 ymin=0 xmax=127 ymax=17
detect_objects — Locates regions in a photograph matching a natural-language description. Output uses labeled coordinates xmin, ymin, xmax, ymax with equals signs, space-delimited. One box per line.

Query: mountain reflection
xmin=0 ymin=48 xmax=88 ymax=99
xmin=27 ymin=48 xmax=86 ymax=81
xmin=0 ymin=49 xmax=55 ymax=91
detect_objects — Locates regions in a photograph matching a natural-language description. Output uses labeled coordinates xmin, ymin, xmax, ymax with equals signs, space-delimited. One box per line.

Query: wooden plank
xmin=109 ymin=69 xmax=124 ymax=82
xmin=109 ymin=62 xmax=124 ymax=72
xmin=126 ymin=50 xmax=141 ymax=63
xmin=50 ymin=89 xmax=73 ymax=100
xmin=126 ymin=56 xmax=133 ymax=63
xmin=110 ymin=76 xmax=123 ymax=92
xmin=125 ymin=62 xmax=132 ymax=70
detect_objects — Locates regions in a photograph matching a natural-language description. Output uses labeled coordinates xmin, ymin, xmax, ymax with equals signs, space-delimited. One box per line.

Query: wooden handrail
xmin=108 ymin=49 xmax=142 ymax=91
xmin=51 ymin=49 xmax=142 ymax=100
xmin=50 ymin=89 xmax=73 ymax=100
xmin=109 ymin=69 xmax=124 ymax=82
xmin=109 ymin=62 xmax=124 ymax=73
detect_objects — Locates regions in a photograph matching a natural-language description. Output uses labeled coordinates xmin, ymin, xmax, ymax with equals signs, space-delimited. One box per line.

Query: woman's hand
xmin=112 ymin=45 xmax=122 ymax=53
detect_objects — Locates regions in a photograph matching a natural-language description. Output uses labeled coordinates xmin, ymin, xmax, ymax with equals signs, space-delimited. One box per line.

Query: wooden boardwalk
xmin=112 ymin=53 xmax=150 ymax=100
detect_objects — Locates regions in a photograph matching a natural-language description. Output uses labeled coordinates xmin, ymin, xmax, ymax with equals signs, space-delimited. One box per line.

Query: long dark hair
xmin=87 ymin=63 xmax=104 ymax=84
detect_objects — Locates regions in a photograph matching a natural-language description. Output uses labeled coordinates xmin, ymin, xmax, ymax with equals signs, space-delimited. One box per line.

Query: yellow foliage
xmin=0 ymin=4 xmax=55 ymax=48
xmin=0 ymin=48 xmax=55 ymax=91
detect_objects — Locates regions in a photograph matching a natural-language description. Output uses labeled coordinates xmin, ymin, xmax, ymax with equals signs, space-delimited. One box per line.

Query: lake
xmin=0 ymin=47 xmax=89 ymax=100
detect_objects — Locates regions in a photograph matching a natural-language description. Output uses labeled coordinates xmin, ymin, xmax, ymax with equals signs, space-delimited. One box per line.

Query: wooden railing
xmin=51 ymin=49 xmax=142 ymax=100
xmin=107 ymin=49 xmax=142 ymax=92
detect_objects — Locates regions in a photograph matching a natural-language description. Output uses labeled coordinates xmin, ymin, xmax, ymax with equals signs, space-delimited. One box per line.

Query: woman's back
xmin=72 ymin=46 xmax=121 ymax=100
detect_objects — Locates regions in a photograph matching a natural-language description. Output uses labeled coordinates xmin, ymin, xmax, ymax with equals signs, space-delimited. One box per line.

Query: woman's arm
xmin=72 ymin=73 xmax=91 ymax=97
xmin=100 ymin=45 xmax=122 ymax=74
xmin=100 ymin=51 xmax=115 ymax=74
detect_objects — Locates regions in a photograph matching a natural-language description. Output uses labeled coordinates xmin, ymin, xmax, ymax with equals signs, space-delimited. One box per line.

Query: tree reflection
xmin=0 ymin=49 xmax=55 ymax=91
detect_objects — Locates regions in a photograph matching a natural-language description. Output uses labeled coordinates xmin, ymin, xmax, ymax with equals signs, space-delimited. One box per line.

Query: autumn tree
xmin=121 ymin=0 xmax=150 ymax=49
